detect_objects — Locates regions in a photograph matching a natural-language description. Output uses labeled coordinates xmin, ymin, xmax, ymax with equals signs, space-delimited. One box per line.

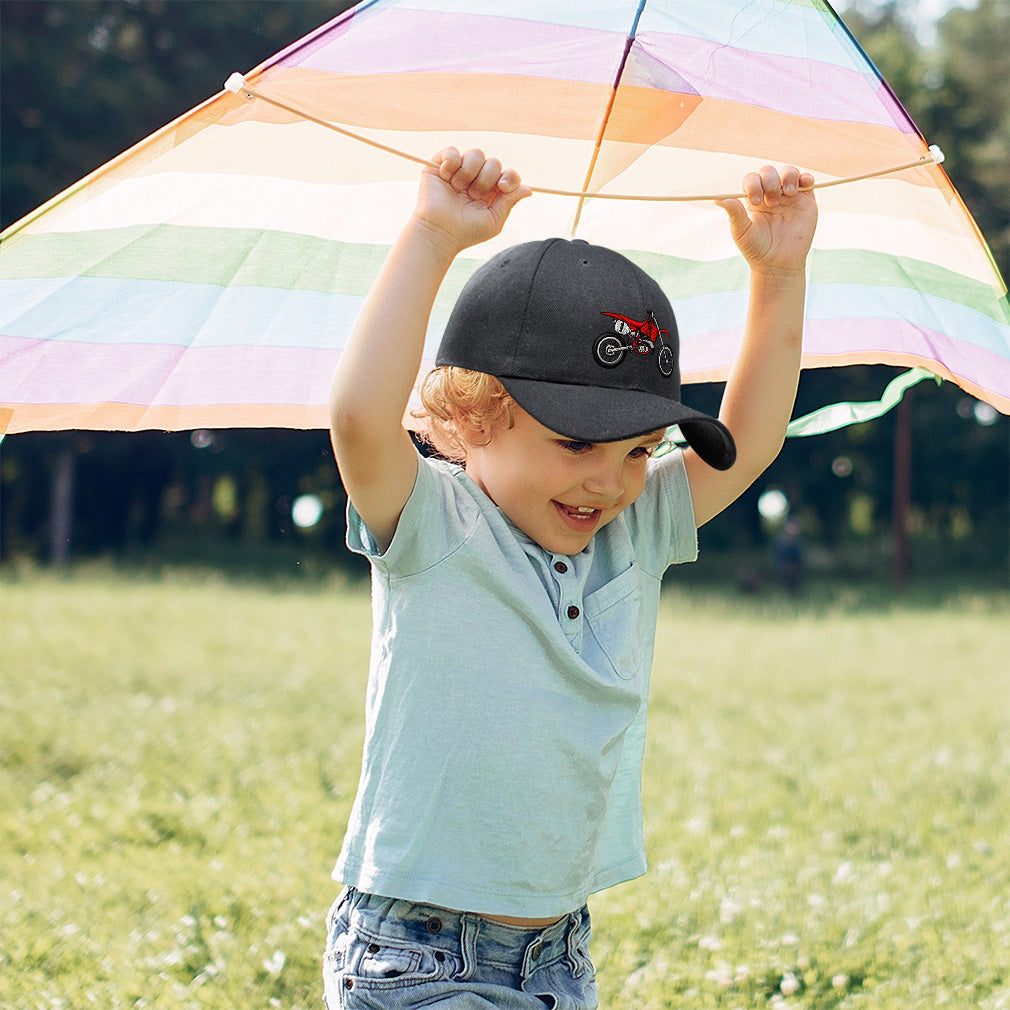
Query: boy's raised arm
xmin=685 ymin=165 xmax=818 ymax=527
xmin=328 ymin=149 xmax=530 ymax=550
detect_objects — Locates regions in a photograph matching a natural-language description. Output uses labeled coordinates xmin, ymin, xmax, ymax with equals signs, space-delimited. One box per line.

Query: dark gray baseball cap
xmin=436 ymin=238 xmax=736 ymax=470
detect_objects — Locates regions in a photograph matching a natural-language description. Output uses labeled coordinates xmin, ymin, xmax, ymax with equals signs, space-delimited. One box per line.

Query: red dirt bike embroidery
xmin=593 ymin=311 xmax=675 ymax=377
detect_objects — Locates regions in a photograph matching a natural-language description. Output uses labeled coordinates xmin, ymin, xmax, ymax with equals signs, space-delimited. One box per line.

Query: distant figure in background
xmin=772 ymin=517 xmax=804 ymax=594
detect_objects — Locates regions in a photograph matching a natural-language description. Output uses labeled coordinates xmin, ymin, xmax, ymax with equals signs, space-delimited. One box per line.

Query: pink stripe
xmin=0 ymin=336 xmax=339 ymax=408
xmin=5 ymin=320 xmax=1006 ymax=415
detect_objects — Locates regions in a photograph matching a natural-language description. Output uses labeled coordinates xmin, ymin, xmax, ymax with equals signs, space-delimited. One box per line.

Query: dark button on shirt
xmin=554 ymin=561 xmax=568 ymax=574
xmin=567 ymin=605 xmax=580 ymax=619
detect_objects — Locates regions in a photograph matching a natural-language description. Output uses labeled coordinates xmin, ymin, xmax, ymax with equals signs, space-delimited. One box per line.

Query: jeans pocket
xmin=345 ymin=933 xmax=455 ymax=993
xmin=356 ymin=937 xmax=430 ymax=981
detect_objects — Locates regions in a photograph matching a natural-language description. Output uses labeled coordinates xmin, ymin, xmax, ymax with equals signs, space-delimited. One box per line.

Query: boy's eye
xmin=629 ymin=441 xmax=669 ymax=460
xmin=558 ymin=440 xmax=594 ymax=454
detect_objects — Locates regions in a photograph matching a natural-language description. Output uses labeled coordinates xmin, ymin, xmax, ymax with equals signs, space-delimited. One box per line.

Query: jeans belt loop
xmin=565 ymin=910 xmax=585 ymax=976
xmin=457 ymin=914 xmax=479 ymax=982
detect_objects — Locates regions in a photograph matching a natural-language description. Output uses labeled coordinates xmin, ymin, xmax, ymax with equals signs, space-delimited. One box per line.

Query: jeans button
xmin=426 ymin=916 xmax=443 ymax=934
xmin=530 ymin=941 xmax=543 ymax=961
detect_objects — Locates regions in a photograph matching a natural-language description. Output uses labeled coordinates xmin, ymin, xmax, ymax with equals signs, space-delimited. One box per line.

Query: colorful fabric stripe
xmin=1 ymin=0 xmax=1007 ymax=434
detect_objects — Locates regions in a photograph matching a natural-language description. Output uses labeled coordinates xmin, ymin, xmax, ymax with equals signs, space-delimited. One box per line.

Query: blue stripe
xmin=0 ymin=276 xmax=452 ymax=356
xmin=385 ymin=0 xmax=858 ymax=70
xmin=3 ymin=276 xmax=1007 ymax=363
xmin=673 ymin=284 xmax=1010 ymax=358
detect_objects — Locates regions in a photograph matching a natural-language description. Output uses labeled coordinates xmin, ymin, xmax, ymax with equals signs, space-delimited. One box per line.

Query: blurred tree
xmin=2 ymin=0 xmax=348 ymax=228
xmin=1 ymin=0 xmax=1006 ymax=575
xmin=841 ymin=0 xmax=1009 ymax=275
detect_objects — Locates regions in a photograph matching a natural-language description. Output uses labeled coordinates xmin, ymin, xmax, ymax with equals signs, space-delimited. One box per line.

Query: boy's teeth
xmin=576 ymin=506 xmax=595 ymax=513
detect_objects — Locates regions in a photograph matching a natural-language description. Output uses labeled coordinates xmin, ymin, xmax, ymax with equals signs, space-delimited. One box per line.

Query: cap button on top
xmin=554 ymin=560 xmax=568 ymax=574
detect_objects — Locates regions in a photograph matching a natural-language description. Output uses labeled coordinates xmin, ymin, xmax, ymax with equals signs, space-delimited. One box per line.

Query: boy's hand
xmin=414 ymin=147 xmax=532 ymax=256
xmin=716 ymin=166 xmax=818 ymax=278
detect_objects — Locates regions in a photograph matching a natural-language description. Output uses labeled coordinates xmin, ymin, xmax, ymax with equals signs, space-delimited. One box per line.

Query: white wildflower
xmin=263 ymin=949 xmax=286 ymax=976
xmin=780 ymin=972 xmax=801 ymax=995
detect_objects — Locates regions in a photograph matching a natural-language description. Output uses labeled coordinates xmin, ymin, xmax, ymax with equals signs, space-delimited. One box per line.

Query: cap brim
xmin=500 ymin=377 xmax=737 ymax=471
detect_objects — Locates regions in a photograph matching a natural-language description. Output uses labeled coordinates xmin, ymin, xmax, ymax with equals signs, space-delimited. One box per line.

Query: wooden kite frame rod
xmin=225 ymin=75 xmax=943 ymax=203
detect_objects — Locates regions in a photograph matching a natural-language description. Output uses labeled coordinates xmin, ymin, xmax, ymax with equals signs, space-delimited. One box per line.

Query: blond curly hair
xmin=413 ymin=367 xmax=515 ymax=463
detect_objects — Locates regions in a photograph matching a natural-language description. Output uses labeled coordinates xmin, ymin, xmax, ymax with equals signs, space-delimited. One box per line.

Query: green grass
xmin=2 ymin=565 xmax=1008 ymax=1009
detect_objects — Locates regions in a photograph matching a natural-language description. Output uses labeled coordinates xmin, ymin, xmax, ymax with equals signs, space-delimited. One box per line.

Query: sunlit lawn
xmin=2 ymin=565 xmax=1008 ymax=1009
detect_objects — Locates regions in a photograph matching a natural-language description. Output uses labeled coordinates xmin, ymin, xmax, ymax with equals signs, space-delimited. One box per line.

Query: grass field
xmin=2 ymin=565 xmax=1008 ymax=1009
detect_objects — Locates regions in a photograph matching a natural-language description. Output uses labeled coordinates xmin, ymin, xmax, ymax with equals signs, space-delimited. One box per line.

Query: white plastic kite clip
xmin=929 ymin=144 xmax=946 ymax=165
xmin=225 ymin=73 xmax=253 ymax=99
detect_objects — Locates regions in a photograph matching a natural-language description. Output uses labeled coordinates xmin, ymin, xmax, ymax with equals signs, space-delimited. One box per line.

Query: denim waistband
xmin=336 ymin=887 xmax=590 ymax=980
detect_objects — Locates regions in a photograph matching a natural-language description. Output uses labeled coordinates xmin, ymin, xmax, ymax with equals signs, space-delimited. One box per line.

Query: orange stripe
xmin=220 ymin=67 xmax=928 ymax=183
xmin=2 ymin=402 xmax=329 ymax=434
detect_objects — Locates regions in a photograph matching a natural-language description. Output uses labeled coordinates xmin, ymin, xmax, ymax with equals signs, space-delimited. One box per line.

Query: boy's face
xmin=463 ymin=406 xmax=667 ymax=555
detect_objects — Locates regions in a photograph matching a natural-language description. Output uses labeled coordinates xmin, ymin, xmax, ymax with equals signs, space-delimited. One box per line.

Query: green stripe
xmin=629 ymin=246 xmax=1010 ymax=324
xmin=0 ymin=225 xmax=389 ymax=296
xmin=2 ymin=224 xmax=1007 ymax=324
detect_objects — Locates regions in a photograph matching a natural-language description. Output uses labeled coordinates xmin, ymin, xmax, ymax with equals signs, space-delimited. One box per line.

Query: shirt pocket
xmin=583 ymin=563 xmax=644 ymax=681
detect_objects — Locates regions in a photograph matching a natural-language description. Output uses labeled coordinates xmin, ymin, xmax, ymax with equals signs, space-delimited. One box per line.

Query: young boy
xmin=325 ymin=148 xmax=817 ymax=1008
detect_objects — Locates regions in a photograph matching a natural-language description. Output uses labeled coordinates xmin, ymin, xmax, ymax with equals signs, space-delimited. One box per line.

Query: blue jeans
xmin=322 ymin=888 xmax=599 ymax=1009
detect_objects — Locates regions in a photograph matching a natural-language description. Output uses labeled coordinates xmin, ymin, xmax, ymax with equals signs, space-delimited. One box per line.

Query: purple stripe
xmin=285 ymin=9 xmax=624 ymax=85
xmin=0 ymin=336 xmax=340 ymax=407
xmin=630 ymin=34 xmax=912 ymax=129
xmin=682 ymin=319 xmax=1009 ymax=395
xmin=6 ymin=318 xmax=1007 ymax=411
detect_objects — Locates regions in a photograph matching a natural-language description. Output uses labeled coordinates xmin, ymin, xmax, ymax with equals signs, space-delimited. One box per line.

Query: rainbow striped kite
xmin=2 ymin=0 xmax=1008 ymax=437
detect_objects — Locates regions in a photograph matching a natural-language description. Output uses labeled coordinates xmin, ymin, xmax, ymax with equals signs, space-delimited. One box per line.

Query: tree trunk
xmin=892 ymin=391 xmax=912 ymax=588
xmin=49 ymin=442 xmax=75 ymax=565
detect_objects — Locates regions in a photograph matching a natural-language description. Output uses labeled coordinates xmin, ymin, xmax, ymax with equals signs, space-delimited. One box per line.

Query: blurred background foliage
xmin=1 ymin=0 xmax=1007 ymax=585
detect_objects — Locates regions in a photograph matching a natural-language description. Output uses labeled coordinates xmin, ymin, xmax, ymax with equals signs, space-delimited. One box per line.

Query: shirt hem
xmin=332 ymin=855 xmax=648 ymax=919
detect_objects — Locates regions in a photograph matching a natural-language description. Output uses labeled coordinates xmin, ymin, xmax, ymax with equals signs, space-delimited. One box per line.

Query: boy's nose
xmin=583 ymin=465 xmax=624 ymax=501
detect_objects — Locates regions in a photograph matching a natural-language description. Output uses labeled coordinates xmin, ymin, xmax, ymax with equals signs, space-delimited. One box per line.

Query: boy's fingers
xmin=741 ymin=171 xmax=765 ymax=206
xmin=498 ymin=168 xmax=523 ymax=193
xmin=757 ymin=165 xmax=786 ymax=202
xmin=469 ymin=156 xmax=505 ymax=198
xmin=434 ymin=147 xmax=462 ymax=180
xmin=451 ymin=148 xmax=488 ymax=191
xmin=778 ymin=165 xmax=802 ymax=196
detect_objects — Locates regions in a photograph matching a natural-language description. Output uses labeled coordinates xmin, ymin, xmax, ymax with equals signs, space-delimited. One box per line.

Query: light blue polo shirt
xmin=334 ymin=448 xmax=697 ymax=917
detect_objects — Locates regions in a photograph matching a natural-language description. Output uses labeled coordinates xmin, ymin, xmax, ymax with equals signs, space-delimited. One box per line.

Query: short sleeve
xmin=345 ymin=455 xmax=474 ymax=575
xmin=623 ymin=448 xmax=698 ymax=574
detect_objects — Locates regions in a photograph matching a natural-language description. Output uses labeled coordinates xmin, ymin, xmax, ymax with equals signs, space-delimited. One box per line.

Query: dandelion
xmin=832 ymin=973 xmax=850 ymax=989
xmin=704 ymin=963 xmax=733 ymax=987
xmin=263 ymin=949 xmax=286 ymax=976
xmin=720 ymin=897 xmax=743 ymax=923
xmin=780 ymin=972 xmax=801 ymax=996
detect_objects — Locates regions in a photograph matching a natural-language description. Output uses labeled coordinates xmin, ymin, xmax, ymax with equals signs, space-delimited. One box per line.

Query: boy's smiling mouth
xmin=554 ymin=501 xmax=603 ymax=528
